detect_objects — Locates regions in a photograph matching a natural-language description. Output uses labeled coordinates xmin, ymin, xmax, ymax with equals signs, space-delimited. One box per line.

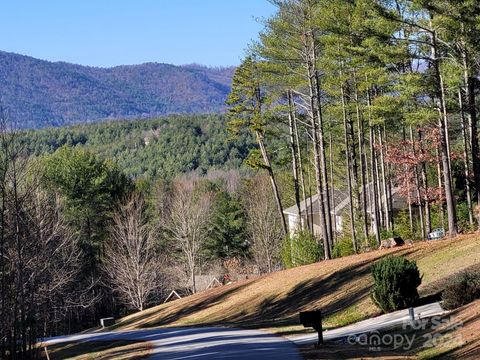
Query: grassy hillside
xmin=114 ymin=234 xmax=480 ymax=334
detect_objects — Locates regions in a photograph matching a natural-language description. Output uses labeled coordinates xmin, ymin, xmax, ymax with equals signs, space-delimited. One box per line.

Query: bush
xmin=442 ymin=271 xmax=480 ymax=310
xmin=456 ymin=202 xmax=476 ymax=233
xmin=429 ymin=204 xmax=445 ymax=231
xmin=380 ymin=229 xmax=396 ymax=241
xmin=281 ymin=229 xmax=321 ymax=268
xmin=394 ymin=210 xmax=415 ymax=240
xmin=371 ymin=256 xmax=422 ymax=313
xmin=332 ymin=237 xmax=356 ymax=258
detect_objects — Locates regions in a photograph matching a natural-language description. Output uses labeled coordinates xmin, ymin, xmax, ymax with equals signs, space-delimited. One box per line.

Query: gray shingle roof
xmin=283 ymin=184 xmax=404 ymax=216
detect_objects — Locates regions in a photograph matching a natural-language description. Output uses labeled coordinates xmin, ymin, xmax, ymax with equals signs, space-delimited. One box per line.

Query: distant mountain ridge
xmin=0 ymin=51 xmax=234 ymax=128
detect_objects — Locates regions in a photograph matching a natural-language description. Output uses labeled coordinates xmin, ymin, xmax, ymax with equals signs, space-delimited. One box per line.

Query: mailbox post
xmin=299 ymin=310 xmax=323 ymax=347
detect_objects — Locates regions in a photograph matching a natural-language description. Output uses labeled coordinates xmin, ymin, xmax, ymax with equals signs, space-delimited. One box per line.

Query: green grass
xmin=323 ymin=304 xmax=367 ymax=328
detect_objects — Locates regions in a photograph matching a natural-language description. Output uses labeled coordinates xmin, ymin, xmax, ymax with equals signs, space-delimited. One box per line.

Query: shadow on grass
xmin=114 ymin=281 xmax=254 ymax=329
xmin=42 ymin=341 xmax=151 ymax=360
xmin=116 ymin=247 xmax=421 ymax=331
xmin=207 ymin=248 xmax=421 ymax=332
xmin=420 ymin=262 xmax=480 ymax=297
xmin=219 ymin=259 xmax=381 ymax=330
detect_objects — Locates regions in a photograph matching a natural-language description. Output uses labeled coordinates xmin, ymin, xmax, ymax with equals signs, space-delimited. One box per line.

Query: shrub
xmin=332 ymin=237 xmax=356 ymax=258
xmin=429 ymin=204 xmax=445 ymax=231
xmin=281 ymin=229 xmax=321 ymax=268
xmin=394 ymin=210 xmax=415 ymax=240
xmin=371 ymin=256 xmax=422 ymax=313
xmin=456 ymin=202 xmax=476 ymax=233
xmin=442 ymin=271 xmax=480 ymax=310
xmin=380 ymin=229 xmax=396 ymax=241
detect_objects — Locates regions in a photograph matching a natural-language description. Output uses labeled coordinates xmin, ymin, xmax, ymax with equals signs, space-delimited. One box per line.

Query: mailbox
xmin=299 ymin=310 xmax=323 ymax=346
xmin=100 ymin=317 xmax=115 ymax=328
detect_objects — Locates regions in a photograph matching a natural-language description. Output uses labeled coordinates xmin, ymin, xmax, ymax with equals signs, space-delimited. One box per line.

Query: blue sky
xmin=1 ymin=0 xmax=276 ymax=67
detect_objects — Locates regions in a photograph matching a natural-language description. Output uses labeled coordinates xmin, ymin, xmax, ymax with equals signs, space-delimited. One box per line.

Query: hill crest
xmin=0 ymin=51 xmax=234 ymax=128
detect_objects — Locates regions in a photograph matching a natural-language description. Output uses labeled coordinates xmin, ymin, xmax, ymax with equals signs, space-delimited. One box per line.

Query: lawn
xmin=40 ymin=340 xmax=152 ymax=360
xmin=113 ymin=233 xmax=480 ymax=335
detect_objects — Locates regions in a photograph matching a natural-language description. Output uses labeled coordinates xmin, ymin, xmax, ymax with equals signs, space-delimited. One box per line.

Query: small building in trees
xmin=284 ymin=185 xmax=408 ymax=236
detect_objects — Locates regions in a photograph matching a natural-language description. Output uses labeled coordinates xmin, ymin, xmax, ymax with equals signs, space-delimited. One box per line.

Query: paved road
xmin=41 ymin=302 xmax=446 ymax=359
xmin=41 ymin=327 xmax=302 ymax=360
xmin=291 ymin=302 xmax=447 ymax=345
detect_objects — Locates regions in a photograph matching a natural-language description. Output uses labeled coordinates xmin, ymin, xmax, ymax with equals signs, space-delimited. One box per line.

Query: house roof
xmin=283 ymin=189 xmax=349 ymax=216
xmin=284 ymin=183 xmax=405 ymax=217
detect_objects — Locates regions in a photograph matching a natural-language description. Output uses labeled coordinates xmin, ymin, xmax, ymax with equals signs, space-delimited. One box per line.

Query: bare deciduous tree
xmin=243 ymin=175 xmax=284 ymax=273
xmin=103 ymin=193 xmax=162 ymax=311
xmin=0 ymin=108 xmax=86 ymax=357
xmin=165 ymin=179 xmax=212 ymax=294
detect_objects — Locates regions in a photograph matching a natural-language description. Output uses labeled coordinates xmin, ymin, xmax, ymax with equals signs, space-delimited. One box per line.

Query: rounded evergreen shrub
xmin=371 ymin=256 xmax=422 ymax=313
xmin=442 ymin=271 xmax=480 ymax=310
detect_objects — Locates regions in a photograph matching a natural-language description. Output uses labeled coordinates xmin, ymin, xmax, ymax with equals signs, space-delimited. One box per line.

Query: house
xmin=283 ymin=184 xmax=408 ymax=237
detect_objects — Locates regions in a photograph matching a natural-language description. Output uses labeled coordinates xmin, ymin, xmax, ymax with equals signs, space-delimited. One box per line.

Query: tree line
xmin=227 ymin=0 xmax=480 ymax=259
xmin=0 ymin=112 xmax=287 ymax=359
xmin=18 ymin=114 xmax=254 ymax=179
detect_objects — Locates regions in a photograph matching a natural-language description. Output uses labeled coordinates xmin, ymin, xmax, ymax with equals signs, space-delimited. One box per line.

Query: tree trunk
xmin=436 ymin=146 xmax=445 ymax=229
xmin=368 ymin=123 xmax=381 ymax=246
xmin=430 ymin=24 xmax=457 ymax=236
xmin=306 ymin=134 xmax=315 ymax=232
xmin=353 ymin=73 xmax=369 ymax=242
xmin=329 ymin=132 xmax=337 ymax=241
xmin=293 ymin=100 xmax=310 ymax=232
xmin=314 ymin=69 xmax=333 ymax=256
xmin=403 ymin=128 xmax=414 ymax=233
xmin=288 ymin=91 xmax=302 ymax=231
xmin=191 ymin=265 xmax=196 ymax=294
xmin=461 ymin=45 xmax=480 ymax=209
xmin=365 ymin=85 xmax=381 ymax=245
xmin=378 ymin=127 xmax=391 ymax=231
xmin=459 ymin=88 xmax=474 ymax=225
xmin=374 ymin=130 xmax=384 ymax=230
xmin=410 ymin=126 xmax=425 ymax=239
xmin=341 ymin=83 xmax=357 ymax=252
xmin=304 ymin=32 xmax=330 ymax=259
xmin=418 ymin=129 xmax=432 ymax=235
xmin=256 ymin=131 xmax=288 ymax=237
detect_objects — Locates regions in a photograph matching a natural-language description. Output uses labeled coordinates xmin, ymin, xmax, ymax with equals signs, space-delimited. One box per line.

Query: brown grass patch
xmin=113 ymin=234 xmax=480 ymax=333
xmin=41 ymin=340 xmax=152 ymax=360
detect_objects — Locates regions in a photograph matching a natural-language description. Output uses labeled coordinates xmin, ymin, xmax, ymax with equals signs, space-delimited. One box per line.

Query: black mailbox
xmin=299 ymin=310 xmax=323 ymax=346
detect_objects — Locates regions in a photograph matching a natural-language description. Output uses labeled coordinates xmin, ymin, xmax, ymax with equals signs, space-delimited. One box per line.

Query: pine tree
xmin=226 ymin=56 xmax=288 ymax=237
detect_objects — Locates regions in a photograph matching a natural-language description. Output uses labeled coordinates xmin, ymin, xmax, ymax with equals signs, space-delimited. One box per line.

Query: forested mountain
xmin=0 ymin=51 xmax=234 ymax=128
xmin=20 ymin=114 xmax=254 ymax=178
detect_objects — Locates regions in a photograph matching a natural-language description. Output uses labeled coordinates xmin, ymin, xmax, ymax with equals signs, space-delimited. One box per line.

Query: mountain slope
xmin=0 ymin=51 xmax=234 ymax=128
xmin=20 ymin=114 xmax=253 ymax=179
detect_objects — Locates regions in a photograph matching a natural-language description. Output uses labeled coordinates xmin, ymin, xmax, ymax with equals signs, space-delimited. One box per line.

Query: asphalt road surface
xmin=41 ymin=327 xmax=302 ymax=359
xmin=291 ymin=302 xmax=447 ymax=345
xmin=41 ymin=302 xmax=446 ymax=359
